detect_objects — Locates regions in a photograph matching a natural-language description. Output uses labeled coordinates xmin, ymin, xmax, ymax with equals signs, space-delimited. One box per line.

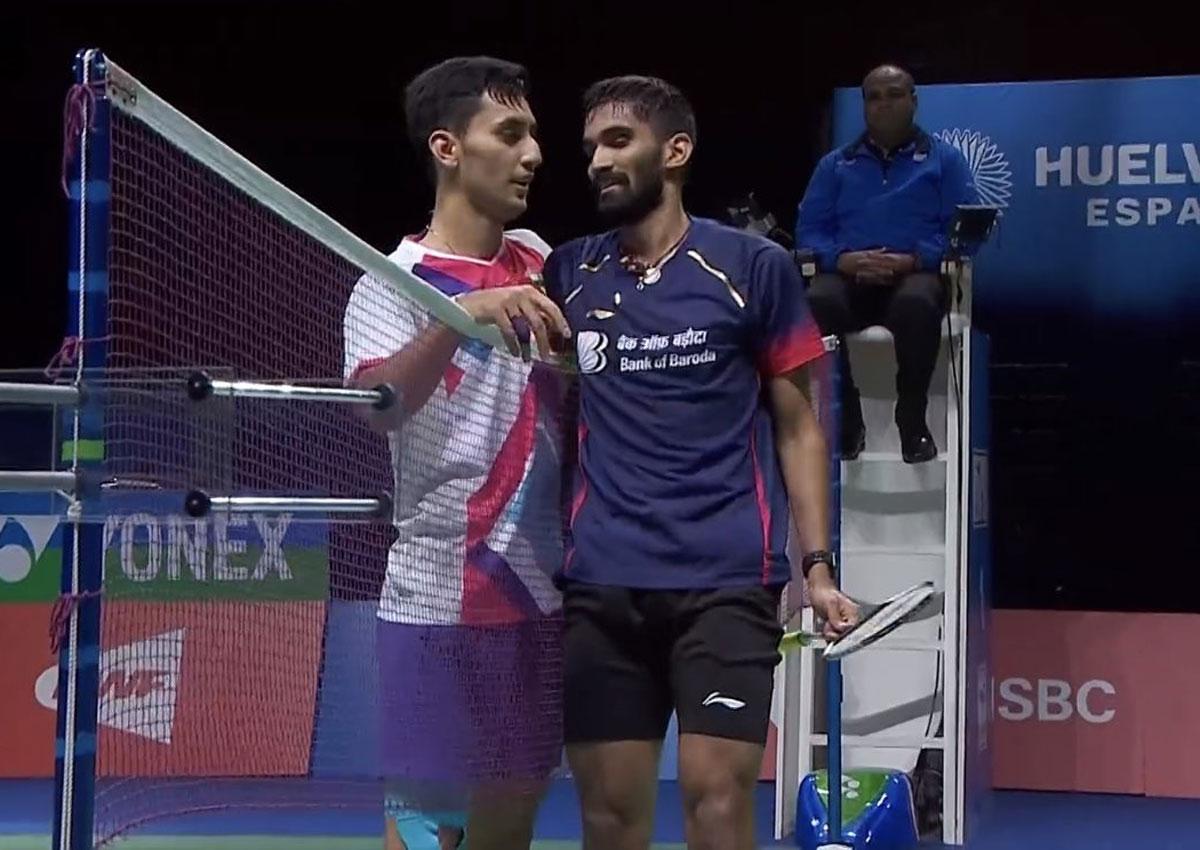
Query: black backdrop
xmin=3 ymin=2 xmax=1197 ymax=611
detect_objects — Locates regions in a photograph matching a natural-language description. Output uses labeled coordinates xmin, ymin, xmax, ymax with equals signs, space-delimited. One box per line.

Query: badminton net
xmin=65 ymin=53 xmax=567 ymax=845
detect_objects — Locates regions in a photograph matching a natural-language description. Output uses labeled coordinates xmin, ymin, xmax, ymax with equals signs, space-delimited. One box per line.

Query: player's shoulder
xmin=346 ymin=237 xmax=421 ymax=309
xmin=691 ymin=216 xmax=778 ymax=250
xmin=354 ymin=237 xmax=421 ymax=286
xmin=552 ymin=231 xmax=615 ymax=262
xmin=386 ymin=236 xmax=425 ymax=271
xmin=544 ymin=231 xmax=619 ymax=282
xmin=504 ymin=228 xmax=552 ymax=259
xmin=688 ymin=217 xmax=790 ymax=274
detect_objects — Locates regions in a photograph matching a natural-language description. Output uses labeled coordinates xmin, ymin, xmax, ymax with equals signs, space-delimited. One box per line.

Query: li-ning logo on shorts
xmin=702 ymin=691 xmax=746 ymax=710
xmin=576 ymin=330 xmax=609 ymax=374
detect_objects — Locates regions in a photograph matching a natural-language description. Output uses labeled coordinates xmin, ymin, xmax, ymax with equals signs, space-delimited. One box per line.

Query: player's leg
xmin=671 ymin=586 xmax=784 ymax=850
xmin=676 ymin=734 xmax=763 ymax=850
xmin=569 ymin=740 xmax=661 ymax=850
xmin=461 ymin=613 xmax=565 ymax=850
xmin=563 ymin=584 xmax=673 ymax=850
xmin=377 ymin=619 xmax=470 ymax=850
xmin=463 ymin=784 xmax=543 ymax=850
xmin=882 ymin=271 xmax=946 ymax=462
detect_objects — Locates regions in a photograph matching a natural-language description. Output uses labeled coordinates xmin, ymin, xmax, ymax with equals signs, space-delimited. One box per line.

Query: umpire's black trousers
xmin=805 ymin=272 xmax=946 ymax=426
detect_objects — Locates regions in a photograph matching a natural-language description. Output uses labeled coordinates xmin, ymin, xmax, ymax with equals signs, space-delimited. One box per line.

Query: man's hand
xmin=875 ymin=252 xmax=918 ymax=275
xmin=806 ymin=566 xmax=860 ymax=638
xmin=836 ymin=249 xmax=886 ymax=279
xmin=837 ymin=249 xmax=918 ymax=284
xmin=457 ymin=285 xmax=571 ymax=360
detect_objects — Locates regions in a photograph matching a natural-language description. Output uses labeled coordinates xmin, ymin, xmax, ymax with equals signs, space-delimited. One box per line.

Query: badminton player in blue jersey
xmin=543 ymin=76 xmax=860 ymax=850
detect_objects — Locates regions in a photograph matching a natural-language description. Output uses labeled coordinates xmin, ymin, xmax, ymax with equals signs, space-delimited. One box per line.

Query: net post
xmin=52 ymin=47 xmax=110 ymax=850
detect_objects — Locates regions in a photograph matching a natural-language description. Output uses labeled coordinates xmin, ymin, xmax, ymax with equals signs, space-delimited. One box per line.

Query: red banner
xmin=1141 ymin=614 xmax=1200 ymax=798
xmin=992 ymin=610 xmax=1144 ymax=793
xmin=0 ymin=604 xmax=57 ymax=776
xmin=993 ymin=610 xmax=1200 ymax=798
xmin=1 ymin=601 xmax=324 ymax=778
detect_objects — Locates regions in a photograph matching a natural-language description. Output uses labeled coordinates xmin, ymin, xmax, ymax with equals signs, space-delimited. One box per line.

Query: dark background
xmin=2 ymin=2 xmax=1197 ymax=610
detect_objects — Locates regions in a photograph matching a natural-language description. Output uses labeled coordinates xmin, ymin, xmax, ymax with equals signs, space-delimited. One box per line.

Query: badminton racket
xmin=779 ymin=580 xmax=937 ymax=660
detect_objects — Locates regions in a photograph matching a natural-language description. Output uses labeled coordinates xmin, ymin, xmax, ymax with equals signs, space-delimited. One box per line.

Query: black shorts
xmin=562 ymin=582 xmax=784 ymax=745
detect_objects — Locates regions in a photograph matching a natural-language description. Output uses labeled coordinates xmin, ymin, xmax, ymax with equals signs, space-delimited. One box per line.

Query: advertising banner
xmin=0 ymin=600 xmax=324 ymax=778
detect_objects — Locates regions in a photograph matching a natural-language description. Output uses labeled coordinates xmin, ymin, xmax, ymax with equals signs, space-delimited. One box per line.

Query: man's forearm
xmin=776 ymin=418 xmax=833 ymax=585
xmin=352 ymin=322 xmax=462 ymax=428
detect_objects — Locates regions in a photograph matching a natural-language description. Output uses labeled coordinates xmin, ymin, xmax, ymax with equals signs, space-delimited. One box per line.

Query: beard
xmin=592 ymin=161 xmax=665 ymax=226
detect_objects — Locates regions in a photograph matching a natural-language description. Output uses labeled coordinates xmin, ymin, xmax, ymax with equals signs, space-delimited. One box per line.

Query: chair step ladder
xmin=773 ymin=259 xmax=993 ymax=847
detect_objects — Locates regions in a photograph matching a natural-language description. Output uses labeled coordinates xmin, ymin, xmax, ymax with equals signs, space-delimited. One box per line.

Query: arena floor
xmin=4 ymin=779 xmax=1200 ymax=849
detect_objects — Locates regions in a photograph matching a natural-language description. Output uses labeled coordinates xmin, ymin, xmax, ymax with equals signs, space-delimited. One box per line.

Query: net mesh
xmin=85 ymin=64 xmax=567 ymax=845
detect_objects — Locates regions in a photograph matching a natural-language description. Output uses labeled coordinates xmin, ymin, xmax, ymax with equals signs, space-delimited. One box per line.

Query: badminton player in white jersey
xmin=342 ymin=57 xmax=570 ymax=850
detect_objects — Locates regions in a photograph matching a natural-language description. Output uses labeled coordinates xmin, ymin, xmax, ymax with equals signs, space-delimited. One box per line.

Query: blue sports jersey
xmin=543 ymin=217 xmax=826 ymax=590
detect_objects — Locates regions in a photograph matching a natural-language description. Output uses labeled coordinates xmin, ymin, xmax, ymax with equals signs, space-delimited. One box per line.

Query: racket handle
xmin=779 ymin=630 xmax=822 ymax=652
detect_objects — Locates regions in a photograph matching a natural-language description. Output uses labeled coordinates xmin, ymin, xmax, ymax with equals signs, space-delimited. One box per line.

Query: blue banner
xmin=832 ymin=76 xmax=1200 ymax=321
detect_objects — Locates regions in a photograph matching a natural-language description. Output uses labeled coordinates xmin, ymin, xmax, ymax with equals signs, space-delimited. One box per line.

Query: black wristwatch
xmin=801 ymin=549 xmax=837 ymax=580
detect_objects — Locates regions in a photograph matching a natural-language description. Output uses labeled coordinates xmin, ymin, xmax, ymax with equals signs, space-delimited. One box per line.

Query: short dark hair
xmin=582 ymin=75 xmax=697 ymax=144
xmin=404 ymin=56 xmax=531 ymax=172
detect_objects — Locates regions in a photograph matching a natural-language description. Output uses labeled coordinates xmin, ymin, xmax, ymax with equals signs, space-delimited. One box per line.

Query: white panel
xmin=842 ymin=460 xmax=947 ymax=548
xmin=840 ymin=554 xmax=944 ymax=773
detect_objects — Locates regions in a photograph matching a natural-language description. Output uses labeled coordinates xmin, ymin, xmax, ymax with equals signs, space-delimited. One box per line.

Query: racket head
xmin=822 ymin=581 xmax=937 ymax=660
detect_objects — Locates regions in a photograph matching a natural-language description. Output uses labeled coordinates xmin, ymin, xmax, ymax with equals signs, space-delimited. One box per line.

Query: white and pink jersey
xmin=342 ymin=230 xmax=565 ymax=626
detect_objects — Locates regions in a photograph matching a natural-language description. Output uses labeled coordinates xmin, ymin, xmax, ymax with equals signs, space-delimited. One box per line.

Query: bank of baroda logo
xmin=576 ymin=331 xmax=609 ymax=375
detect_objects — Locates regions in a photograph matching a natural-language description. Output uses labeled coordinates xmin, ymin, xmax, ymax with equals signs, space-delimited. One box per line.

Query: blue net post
xmin=823 ymin=335 xmax=843 ymax=845
xmin=52 ymin=48 xmax=110 ymax=850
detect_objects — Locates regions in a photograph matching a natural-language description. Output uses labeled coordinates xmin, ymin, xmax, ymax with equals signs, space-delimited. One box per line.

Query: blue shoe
xmin=387 ymin=806 xmax=467 ymax=850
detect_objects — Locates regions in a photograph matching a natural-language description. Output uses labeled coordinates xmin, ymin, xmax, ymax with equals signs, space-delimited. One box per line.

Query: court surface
xmin=0 ymin=779 xmax=776 ymax=850
xmin=0 ymin=841 xmax=590 ymax=850
xmin=5 ymin=778 xmax=1200 ymax=849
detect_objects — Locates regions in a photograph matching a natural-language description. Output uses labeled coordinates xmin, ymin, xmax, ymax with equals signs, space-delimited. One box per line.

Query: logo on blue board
xmin=0 ymin=517 xmax=59 ymax=584
xmin=935 ymin=128 xmax=1014 ymax=209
